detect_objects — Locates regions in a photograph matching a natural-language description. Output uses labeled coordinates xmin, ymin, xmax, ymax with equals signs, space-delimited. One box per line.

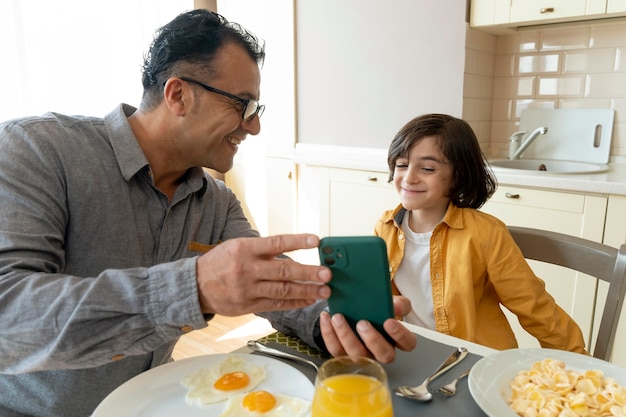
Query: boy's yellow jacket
xmin=375 ymin=202 xmax=588 ymax=354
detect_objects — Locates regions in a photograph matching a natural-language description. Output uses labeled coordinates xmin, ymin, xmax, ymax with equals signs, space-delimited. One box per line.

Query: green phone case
xmin=318 ymin=236 xmax=395 ymax=344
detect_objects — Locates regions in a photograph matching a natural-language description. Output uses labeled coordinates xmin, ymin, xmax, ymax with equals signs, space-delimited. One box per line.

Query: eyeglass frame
xmin=175 ymin=77 xmax=265 ymax=122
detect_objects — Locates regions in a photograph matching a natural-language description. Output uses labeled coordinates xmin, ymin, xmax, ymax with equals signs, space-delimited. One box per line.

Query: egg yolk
xmin=242 ymin=391 xmax=277 ymax=413
xmin=214 ymin=371 xmax=250 ymax=391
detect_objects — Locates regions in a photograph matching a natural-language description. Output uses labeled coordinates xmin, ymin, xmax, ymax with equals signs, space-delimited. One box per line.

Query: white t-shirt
xmin=393 ymin=210 xmax=435 ymax=329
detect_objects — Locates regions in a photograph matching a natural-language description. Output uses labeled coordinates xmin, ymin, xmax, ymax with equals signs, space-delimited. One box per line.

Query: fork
xmin=246 ymin=340 xmax=319 ymax=371
xmin=437 ymin=368 xmax=471 ymax=396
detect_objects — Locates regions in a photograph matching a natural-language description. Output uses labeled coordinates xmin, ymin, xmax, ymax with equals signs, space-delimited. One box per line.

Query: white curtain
xmin=0 ymin=0 xmax=193 ymax=121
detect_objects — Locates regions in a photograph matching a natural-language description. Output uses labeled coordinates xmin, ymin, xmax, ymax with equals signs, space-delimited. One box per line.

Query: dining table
xmin=244 ymin=322 xmax=496 ymax=417
xmin=94 ymin=321 xmax=626 ymax=416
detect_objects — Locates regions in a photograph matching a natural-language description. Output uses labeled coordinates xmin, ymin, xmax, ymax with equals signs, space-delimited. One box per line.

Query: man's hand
xmin=196 ymin=234 xmax=331 ymax=316
xmin=319 ymin=296 xmax=417 ymax=363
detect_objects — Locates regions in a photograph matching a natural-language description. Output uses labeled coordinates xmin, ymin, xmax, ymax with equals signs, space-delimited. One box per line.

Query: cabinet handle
xmin=505 ymin=192 xmax=520 ymax=199
xmin=540 ymin=7 xmax=555 ymax=13
xmin=367 ymin=176 xmax=378 ymax=182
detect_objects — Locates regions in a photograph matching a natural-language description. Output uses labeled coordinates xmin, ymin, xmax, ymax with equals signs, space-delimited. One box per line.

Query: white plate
xmin=92 ymin=353 xmax=313 ymax=417
xmin=469 ymin=348 xmax=626 ymax=417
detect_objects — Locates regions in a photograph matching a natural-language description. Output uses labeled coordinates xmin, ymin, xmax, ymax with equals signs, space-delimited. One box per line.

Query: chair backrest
xmin=508 ymin=225 xmax=626 ymax=361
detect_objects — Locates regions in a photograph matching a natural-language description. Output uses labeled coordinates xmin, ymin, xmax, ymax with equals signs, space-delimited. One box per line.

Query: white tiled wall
xmin=463 ymin=27 xmax=496 ymax=151
xmin=464 ymin=21 xmax=626 ymax=159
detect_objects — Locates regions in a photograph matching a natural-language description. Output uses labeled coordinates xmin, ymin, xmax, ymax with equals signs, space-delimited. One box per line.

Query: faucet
xmin=508 ymin=126 xmax=548 ymax=159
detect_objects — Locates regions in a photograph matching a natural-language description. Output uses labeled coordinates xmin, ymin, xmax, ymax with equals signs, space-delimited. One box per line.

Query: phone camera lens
xmin=322 ymin=246 xmax=334 ymax=255
xmin=324 ymin=256 xmax=335 ymax=266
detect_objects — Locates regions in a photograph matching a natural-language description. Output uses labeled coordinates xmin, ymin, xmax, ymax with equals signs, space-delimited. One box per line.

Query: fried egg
xmin=220 ymin=390 xmax=311 ymax=417
xmin=181 ymin=355 xmax=266 ymax=405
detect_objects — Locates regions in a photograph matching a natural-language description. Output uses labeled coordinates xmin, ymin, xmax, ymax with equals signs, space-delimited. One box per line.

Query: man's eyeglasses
xmin=178 ymin=77 xmax=265 ymax=122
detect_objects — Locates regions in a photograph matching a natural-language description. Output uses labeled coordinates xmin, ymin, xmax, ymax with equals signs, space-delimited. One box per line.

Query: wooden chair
xmin=508 ymin=225 xmax=626 ymax=361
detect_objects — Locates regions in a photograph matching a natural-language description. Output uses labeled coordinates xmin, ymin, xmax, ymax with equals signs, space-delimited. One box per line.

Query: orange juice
xmin=311 ymin=374 xmax=393 ymax=417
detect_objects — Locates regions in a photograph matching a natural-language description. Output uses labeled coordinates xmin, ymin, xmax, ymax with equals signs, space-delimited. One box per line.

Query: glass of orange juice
xmin=311 ymin=356 xmax=393 ymax=417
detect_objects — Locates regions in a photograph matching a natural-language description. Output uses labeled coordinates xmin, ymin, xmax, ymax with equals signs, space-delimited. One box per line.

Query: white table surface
xmin=401 ymin=322 xmax=497 ymax=357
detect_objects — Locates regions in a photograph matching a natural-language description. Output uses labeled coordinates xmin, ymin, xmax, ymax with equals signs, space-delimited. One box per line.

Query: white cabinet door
xmin=588 ymin=0 xmax=609 ymax=14
xmin=608 ymin=0 xmax=626 ymax=13
xmin=295 ymin=166 xmax=398 ymax=263
xmin=328 ymin=168 xmax=398 ymax=236
xmin=481 ymin=185 xmax=607 ymax=351
xmin=470 ymin=0 xmax=511 ymax=26
xmin=599 ymin=195 xmax=626 ymax=366
xmin=511 ymin=0 xmax=586 ymax=23
xmin=472 ymin=0 xmax=623 ymax=30
xmin=510 ymin=0 xmax=608 ymax=23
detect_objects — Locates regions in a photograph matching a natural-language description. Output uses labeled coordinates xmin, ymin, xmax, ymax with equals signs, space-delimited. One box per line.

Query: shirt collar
xmin=441 ymin=202 xmax=464 ymax=229
xmin=104 ymin=104 xmax=207 ymax=195
xmin=104 ymin=104 xmax=150 ymax=182
xmin=386 ymin=201 xmax=464 ymax=230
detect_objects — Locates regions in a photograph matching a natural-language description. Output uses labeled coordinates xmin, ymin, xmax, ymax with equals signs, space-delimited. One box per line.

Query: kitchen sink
xmin=489 ymin=159 xmax=609 ymax=175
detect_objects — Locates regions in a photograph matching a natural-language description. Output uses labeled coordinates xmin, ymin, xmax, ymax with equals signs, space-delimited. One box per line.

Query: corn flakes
xmin=508 ymin=358 xmax=626 ymax=417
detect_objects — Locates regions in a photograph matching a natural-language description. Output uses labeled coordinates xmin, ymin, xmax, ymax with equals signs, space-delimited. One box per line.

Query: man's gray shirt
xmin=0 ymin=104 xmax=263 ymax=416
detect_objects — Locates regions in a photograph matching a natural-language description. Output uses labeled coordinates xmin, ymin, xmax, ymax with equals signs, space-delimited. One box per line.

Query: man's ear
xmin=162 ymin=78 xmax=190 ymax=116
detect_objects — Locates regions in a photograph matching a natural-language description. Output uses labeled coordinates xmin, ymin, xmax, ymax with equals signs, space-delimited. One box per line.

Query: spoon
xmin=437 ymin=368 xmax=471 ymax=396
xmin=395 ymin=347 xmax=469 ymax=402
xmin=246 ymin=340 xmax=319 ymax=371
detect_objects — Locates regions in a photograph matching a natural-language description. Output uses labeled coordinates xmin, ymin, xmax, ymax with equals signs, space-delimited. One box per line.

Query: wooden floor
xmin=172 ymin=314 xmax=275 ymax=360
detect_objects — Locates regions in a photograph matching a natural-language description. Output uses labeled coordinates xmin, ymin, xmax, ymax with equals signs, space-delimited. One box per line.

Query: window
xmin=0 ymin=0 xmax=193 ymax=121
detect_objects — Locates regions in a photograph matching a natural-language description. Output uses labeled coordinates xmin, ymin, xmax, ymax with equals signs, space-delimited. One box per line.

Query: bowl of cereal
xmin=468 ymin=348 xmax=626 ymax=417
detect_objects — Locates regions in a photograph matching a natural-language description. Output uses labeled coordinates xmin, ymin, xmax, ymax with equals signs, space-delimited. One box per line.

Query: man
xmin=0 ymin=9 xmax=414 ymax=416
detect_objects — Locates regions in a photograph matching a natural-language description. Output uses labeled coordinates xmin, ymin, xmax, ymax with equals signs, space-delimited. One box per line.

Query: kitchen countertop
xmin=489 ymin=161 xmax=626 ymax=196
xmin=292 ymin=143 xmax=626 ymax=196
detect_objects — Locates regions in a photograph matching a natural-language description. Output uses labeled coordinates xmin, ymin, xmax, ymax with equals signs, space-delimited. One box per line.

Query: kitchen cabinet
xmin=480 ymin=185 xmax=608 ymax=352
xmin=297 ymin=166 xmax=398 ymax=237
xmin=470 ymin=0 xmax=510 ymax=26
xmin=604 ymin=194 xmax=626 ymax=247
xmin=470 ymin=0 xmax=626 ymax=31
xmin=510 ymin=0 xmax=606 ymax=24
xmin=295 ymin=165 xmax=398 ymax=264
xmin=327 ymin=168 xmax=398 ymax=236
xmin=608 ymin=0 xmax=626 ymax=13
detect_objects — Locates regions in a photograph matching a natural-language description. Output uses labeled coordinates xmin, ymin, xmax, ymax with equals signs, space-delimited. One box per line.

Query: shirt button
xmin=111 ymin=354 xmax=125 ymax=361
xmin=399 ymin=234 xmax=404 ymax=240
xmin=181 ymin=325 xmax=193 ymax=333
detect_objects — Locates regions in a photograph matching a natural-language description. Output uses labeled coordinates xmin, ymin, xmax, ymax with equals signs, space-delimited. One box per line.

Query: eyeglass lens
xmin=244 ymin=102 xmax=265 ymax=122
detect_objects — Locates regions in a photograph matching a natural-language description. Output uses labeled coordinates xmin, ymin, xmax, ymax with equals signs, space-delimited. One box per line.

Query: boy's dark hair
xmin=140 ymin=9 xmax=265 ymax=110
xmin=387 ymin=113 xmax=497 ymax=209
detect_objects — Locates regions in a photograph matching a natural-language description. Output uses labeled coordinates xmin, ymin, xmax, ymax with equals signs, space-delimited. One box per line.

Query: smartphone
xmin=318 ymin=236 xmax=395 ymax=344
